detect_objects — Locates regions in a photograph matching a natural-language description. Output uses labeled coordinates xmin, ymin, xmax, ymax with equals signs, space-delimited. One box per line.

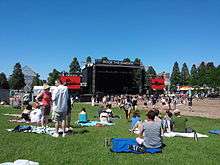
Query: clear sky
xmin=0 ymin=0 xmax=220 ymax=79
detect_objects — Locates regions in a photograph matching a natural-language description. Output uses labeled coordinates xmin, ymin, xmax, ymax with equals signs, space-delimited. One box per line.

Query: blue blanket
xmin=111 ymin=138 xmax=162 ymax=154
xmin=209 ymin=130 xmax=220 ymax=135
xmin=76 ymin=121 xmax=115 ymax=127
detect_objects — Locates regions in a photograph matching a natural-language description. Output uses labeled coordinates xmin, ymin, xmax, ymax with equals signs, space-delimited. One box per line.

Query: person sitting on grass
xmin=162 ymin=110 xmax=173 ymax=133
xmin=30 ymin=102 xmax=42 ymax=125
xmin=106 ymin=104 xmax=113 ymax=122
xmin=21 ymin=104 xmax=32 ymax=121
xmin=172 ymin=109 xmax=188 ymax=133
xmin=79 ymin=108 xmax=88 ymax=123
xmin=154 ymin=108 xmax=162 ymax=123
xmin=100 ymin=110 xmax=110 ymax=123
xmin=136 ymin=110 xmax=162 ymax=149
xmin=130 ymin=110 xmax=142 ymax=134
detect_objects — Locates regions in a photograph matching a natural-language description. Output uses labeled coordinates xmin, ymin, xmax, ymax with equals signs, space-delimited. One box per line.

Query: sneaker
xmin=52 ymin=133 xmax=59 ymax=138
xmin=62 ymin=133 xmax=66 ymax=137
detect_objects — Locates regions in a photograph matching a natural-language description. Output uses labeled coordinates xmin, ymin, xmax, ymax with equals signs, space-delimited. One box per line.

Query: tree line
xmin=1 ymin=58 xmax=219 ymax=90
xmin=170 ymin=61 xmax=220 ymax=89
xmin=0 ymin=63 xmax=43 ymax=90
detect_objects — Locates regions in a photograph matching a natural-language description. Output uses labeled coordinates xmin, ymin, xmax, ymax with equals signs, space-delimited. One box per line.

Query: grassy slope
xmin=0 ymin=104 xmax=220 ymax=165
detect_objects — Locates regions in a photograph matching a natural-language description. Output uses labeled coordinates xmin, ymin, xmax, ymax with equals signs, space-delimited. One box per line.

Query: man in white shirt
xmin=52 ymin=79 xmax=69 ymax=137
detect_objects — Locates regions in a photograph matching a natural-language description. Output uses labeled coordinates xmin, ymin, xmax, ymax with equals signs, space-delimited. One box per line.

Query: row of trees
xmin=0 ymin=63 xmax=43 ymax=90
xmin=170 ymin=61 xmax=220 ymax=88
xmin=1 ymin=59 xmax=219 ymax=90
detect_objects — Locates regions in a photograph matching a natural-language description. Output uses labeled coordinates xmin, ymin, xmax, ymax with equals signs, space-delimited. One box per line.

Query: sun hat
xmin=43 ymin=84 xmax=50 ymax=90
xmin=173 ymin=109 xmax=180 ymax=114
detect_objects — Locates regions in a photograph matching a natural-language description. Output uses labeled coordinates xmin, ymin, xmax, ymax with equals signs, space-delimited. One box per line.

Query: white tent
xmin=33 ymin=86 xmax=57 ymax=96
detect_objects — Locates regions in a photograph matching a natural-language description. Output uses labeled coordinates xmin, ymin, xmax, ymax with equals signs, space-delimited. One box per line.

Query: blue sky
xmin=0 ymin=0 xmax=220 ymax=79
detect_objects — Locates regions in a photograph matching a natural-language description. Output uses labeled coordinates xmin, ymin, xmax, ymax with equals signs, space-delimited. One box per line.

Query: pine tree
xmin=32 ymin=73 xmax=43 ymax=87
xmin=206 ymin=62 xmax=216 ymax=87
xmin=197 ymin=62 xmax=207 ymax=86
xmin=170 ymin=62 xmax=181 ymax=87
xmin=9 ymin=63 xmax=25 ymax=90
xmin=190 ymin=64 xmax=198 ymax=86
xmin=145 ymin=66 xmax=157 ymax=89
xmin=47 ymin=69 xmax=61 ymax=86
xmin=101 ymin=57 xmax=108 ymax=63
xmin=123 ymin=58 xmax=131 ymax=63
xmin=181 ymin=63 xmax=190 ymax=86
xmin=134 ymin=58 xmax=141 ymax=65
xmin=69 ymin=57 xmax=81 ymax=74
xmin=0 ymin=72 xmax=9 ymax=89
xmin=86 ymin=56 xmax=92 ymax=63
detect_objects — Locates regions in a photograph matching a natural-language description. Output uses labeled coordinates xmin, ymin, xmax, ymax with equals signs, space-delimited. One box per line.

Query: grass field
xmin=0 ymin=103 xmax=220 ymax=165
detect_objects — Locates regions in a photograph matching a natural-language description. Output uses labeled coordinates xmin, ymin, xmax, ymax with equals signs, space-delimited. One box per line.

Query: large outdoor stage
xmin=82 ymin=59 xmax=145 ymax=94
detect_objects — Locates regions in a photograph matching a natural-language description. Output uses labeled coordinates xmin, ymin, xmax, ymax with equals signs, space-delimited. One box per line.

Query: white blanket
xmin=0 ymin=159 xmax=39 ymax=165
xmin=163 ymin=132 xmax=208 ymax=138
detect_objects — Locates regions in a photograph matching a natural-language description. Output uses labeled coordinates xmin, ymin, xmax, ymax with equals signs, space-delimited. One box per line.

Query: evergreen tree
xmin=134 ymin=58 xmax=141 ymax=65
xmin=69 ymin=57 xmax=81 ymax=74
xmin=132 ymin=68 xmax=142 ymax=93
xmin=101 ymin=57 xmax=108 ymax=62
xmin=190 ymin=64 xmax=198 ymax=86
xmin=47 ymin=69 xmax=61 ymax=86
xmin=215 ymin=65 xmax=220 ymax=87
xmin=145 ymin=66 xmax=157 ymax=89
xmin=0 ymin=72 xmax=9 ymax=89
xmin=32 ymin=73 xmax=43 ymax=87
xmin=86 ymin=56 xmax=92 ymax=63
xmin=9 ymin=63 xmax=25 ymax=90
xmin=170 ymin=62 xmax=181 ymax=87
xmin=181 ymin=63 xmax=190 ymax=85
xmin=123 ymin=58 xmax=131 ymax=63
xmin=206 ymin=62 xmax=216 ymax=87
xmin=197 ymin=62 xmax=207 ymax=86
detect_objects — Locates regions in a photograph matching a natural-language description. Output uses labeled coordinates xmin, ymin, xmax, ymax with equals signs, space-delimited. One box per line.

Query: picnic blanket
xmin=163 ymin=132 xmax=208 ymax=138
xmin=75 ymin=121 xmax=115 ymax=127
xmin=111 ymin=138 xmax=162 ymax=154
xmin=0 ymin=159 xmax=39 ymax=165
xmin=209 ymin=130 xmax=220 ymax=135
xmin=4 ymin=114 xmax=21 ymax=117
xmin=7 ymin=125 xmax=64 ymax=137
xmin=9 ymin=119 xmax=31 ymax=124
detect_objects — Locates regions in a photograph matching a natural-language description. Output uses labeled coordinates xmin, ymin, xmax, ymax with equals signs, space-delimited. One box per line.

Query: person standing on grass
xmin=188 ymin=96 xmax=193 ymax=112
xmin=52 ymin=79 xmax=69 ymax=137
xmin=36 ymin=84 xmax=52 ymax=128
xmin=66 ymin=89 xmax=73 ymax=131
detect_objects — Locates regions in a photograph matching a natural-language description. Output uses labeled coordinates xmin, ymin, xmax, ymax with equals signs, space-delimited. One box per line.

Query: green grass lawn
xmin=0 ymin=103 xmax=220 ymax=165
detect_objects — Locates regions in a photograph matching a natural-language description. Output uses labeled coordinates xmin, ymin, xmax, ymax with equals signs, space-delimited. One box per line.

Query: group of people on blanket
xmin=130 ymin=109 xmax=187 ymax=149
xmin=21 ymin=79 xmax=72 ymax=137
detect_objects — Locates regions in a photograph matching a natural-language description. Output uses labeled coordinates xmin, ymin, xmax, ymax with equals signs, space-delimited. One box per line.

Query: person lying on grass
xmin=136 ymin=110 xmax=162 ymax=149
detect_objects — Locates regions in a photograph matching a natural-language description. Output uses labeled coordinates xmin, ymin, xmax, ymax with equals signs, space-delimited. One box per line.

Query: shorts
xmin=52 ymin=111 xmax=67 ymax=122
xmin=42 ymin=105 xmax=51 ymax=116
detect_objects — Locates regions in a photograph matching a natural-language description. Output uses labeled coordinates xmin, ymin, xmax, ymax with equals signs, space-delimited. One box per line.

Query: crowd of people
xmin=90 ymin=93 xmax=192 ymax=150
xmin=13 ymin=84 xmax=196 ymax=150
